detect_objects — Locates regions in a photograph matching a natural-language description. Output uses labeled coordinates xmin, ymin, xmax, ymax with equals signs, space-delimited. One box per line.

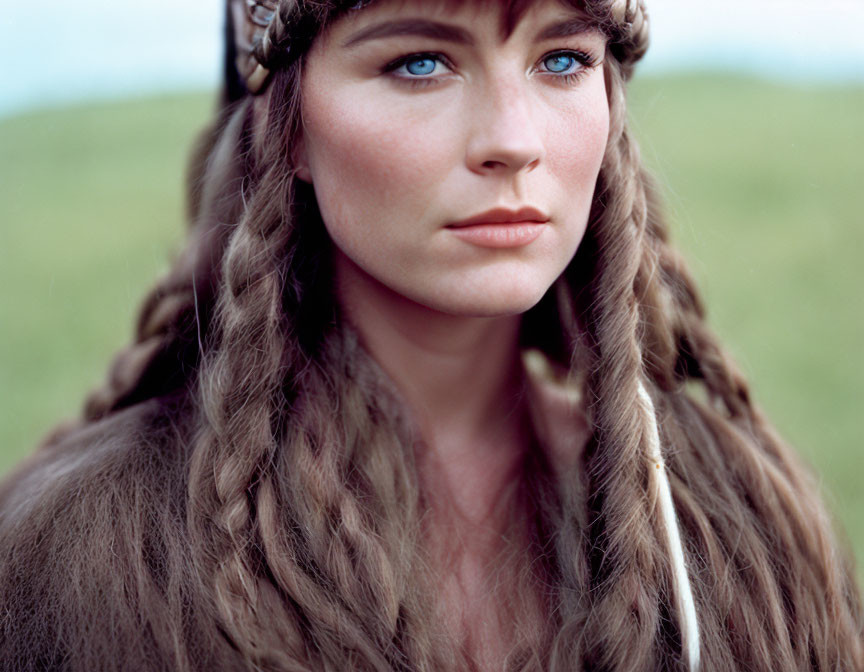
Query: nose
xmin=464 ymin=78 xmax=546 ymax=176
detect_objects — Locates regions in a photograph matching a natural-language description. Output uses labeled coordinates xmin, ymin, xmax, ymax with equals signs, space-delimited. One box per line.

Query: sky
xmin=2 ymin=0 xmax=863 ymax=117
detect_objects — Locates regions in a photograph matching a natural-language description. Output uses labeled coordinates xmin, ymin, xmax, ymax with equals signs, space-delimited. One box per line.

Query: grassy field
xmin=1 ymin=75 xmax=862 ymax=573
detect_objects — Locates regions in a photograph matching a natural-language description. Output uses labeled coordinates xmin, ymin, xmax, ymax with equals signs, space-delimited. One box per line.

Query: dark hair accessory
xmin=228 ymin=0 xmax=375 ymax=95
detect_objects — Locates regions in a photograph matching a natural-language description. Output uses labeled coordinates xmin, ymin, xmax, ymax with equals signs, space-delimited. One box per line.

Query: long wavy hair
xmin=1 ymin=0 xmax=862 ymax=670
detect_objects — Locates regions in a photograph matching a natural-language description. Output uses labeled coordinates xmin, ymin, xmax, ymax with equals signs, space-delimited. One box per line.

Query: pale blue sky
xmin=2 ymin=0 xmax=863 ymax=117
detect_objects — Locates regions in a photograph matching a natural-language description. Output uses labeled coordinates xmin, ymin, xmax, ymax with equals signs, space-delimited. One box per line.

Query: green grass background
xmin=1 ymin=75 xmax=862 ymax=574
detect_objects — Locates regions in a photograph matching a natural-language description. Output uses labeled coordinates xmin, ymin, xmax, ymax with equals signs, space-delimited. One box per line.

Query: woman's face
xmin=295 ymin=0 xmax=610 ymax=317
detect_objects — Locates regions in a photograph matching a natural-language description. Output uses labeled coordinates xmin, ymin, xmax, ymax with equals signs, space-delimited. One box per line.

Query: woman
xmin=1 ymin=0 xmax=861 ymax=670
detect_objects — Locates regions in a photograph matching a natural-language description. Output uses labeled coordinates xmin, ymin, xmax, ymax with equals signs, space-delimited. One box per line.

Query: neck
xmin=334 ymin=250 xmax=532 ymax=532
xmin=335 ymin=251 xmax=528 ymax=447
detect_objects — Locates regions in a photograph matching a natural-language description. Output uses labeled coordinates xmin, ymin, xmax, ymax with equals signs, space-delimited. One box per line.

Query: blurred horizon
xmin=2 ymin=0 xmax=864 ymax=119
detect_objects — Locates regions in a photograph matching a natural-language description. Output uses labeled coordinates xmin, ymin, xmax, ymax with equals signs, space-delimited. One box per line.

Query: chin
xmin=414 ymin=281 xmax=551 ymax=318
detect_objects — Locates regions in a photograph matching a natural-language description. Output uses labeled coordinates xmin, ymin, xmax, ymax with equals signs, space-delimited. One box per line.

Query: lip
xmin=446 ymin=222 xmax=547 ymax=248
xmin=446 ymin=206 xmax=550 ymax=228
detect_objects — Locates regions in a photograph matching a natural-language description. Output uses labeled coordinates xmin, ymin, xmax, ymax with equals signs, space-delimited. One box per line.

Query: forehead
xmin=334 ymin=0 xmax=594 ymax=42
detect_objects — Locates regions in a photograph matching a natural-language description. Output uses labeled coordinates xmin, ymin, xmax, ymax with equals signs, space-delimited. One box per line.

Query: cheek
xmin=301 ymin=88 xmax=454 ymax=224
xmin=547 ymin=90 xmax=610 ymax=191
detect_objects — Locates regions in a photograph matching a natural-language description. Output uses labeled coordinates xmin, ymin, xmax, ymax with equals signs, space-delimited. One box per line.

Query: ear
xmin=291 ymin=131 xmax=313 ymax=183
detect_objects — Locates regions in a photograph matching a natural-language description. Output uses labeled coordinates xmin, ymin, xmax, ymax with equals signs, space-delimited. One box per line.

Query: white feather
xmin=637 ymin=380 xmax=701 ymax=671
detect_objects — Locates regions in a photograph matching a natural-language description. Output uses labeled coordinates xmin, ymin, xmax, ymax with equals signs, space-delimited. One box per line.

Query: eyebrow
xmin=340 ymin=16 xmax=599 ymax=50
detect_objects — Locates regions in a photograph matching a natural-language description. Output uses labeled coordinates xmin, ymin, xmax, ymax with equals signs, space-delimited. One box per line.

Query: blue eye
xmin=384 ymin=53 xmax=451 ymax=82
xmin=403 ymin=56 xmax=438 ymax=76
xmin=543 ymin=53 xmax=577 ymax=74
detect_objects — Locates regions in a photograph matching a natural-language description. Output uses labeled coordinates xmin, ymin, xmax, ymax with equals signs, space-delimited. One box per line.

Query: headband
xmin=228 ymin=0 xmax=374 ymax=96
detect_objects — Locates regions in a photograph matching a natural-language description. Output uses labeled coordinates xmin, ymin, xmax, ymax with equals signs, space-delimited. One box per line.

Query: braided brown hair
xmin=2 ymin=1 xmax=862 ymax=670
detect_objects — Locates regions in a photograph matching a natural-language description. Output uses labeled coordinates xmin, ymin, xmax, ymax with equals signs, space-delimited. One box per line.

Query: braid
xmin=644 ymin=211 xmax=864 ymax=667
xmin=570 ymin=5 xmax=862 ymax=668
xmin=82 ymin=280 xmax=198 ymax=421
xmin=557 ymin=47 xmax=700 ymax=668
xmin=187 ymin=91 xmax=301 ymax=666
xmin=634 ymin=177 xmax=753 ymax=417
xmin=187 ymin=69 xmax=455 ymax=671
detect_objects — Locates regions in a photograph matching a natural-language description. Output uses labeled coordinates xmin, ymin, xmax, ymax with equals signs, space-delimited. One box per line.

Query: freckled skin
xmin=295 ymin=0 xmax=610 ymax=317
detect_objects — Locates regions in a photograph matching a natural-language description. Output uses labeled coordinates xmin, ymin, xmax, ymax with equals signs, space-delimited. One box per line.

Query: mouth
xmin=446 ymin=206 xmax=550 ymax=229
